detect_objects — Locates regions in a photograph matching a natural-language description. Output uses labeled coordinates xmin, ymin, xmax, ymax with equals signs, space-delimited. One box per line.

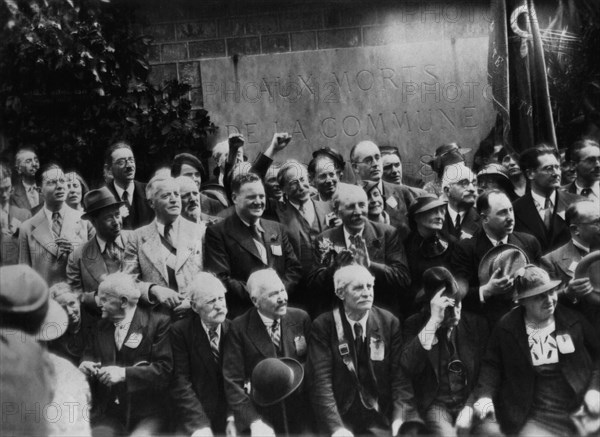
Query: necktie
xmin=581 ymin=188 xmax=593 ymax=198
xmin=270 ymin=319 xmax=281 ymax=349
xmin=28 ymin=186 xmax=40 ymax=207
xmin=543 ymin=197 xmax=553 ymax=230
xmin=349 ymin=234 xmax=362 ymax=247
xmin=164 ymin=223 xmax=174 ymax=248
xmin=52 ymin=212 xmax=62 ymax=237
xmin=250 ymin=223 xmax=263 ymax=242
xmin=497 ymin=240 xmax=504 ymax=247
xmin=114 ymin=323 xmax=127 ymax=351
xmin=105 ymin=241 xmax=121 ymax=263
xmin=354 ymin=322 xmax=364 ymax=356
xmin=454 ymin=213 xmax=462 ymax=236
xmin=208 ymin=328 xmax=220 ymax=362
xmin=121 ymin=190 xmax=131 ymax=208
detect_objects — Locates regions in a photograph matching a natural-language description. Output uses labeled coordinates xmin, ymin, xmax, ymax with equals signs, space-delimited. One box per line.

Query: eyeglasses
xmin=354 ymin=154 xmax=381 ymax=166
xmin=114 ymin=157 xmax=135 ymax=167
xmin=537 ymin=164 xmax=561 ymax=174
xmin=453 ymin=179 xmax=477 ymax=188
xmin=580 ymin=156 xmax=600 ymax=165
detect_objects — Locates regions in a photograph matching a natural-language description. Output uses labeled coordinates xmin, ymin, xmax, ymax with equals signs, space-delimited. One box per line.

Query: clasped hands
xmin=79 ymin=362 xmax=125 ymax=386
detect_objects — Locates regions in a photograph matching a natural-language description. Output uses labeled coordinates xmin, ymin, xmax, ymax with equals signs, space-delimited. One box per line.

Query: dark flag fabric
xmin=488 ymin=0 xmax=557 ymax=153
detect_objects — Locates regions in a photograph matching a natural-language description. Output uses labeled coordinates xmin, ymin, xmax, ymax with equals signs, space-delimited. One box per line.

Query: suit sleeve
xmin=473 ymin=324 xmax=503 ymax=402
xmin=66 ymin=248 xmax=95 ymax=308
xmin=170 ymin=323 xmax=212 ymax=434
xmin=18 ymin=224 xmax=32 ymax=266
xmin=122 ymin=231 xmax=154 ymax=302
xmin=125 ymin=314 xmax=173 ymax=394
xmin=450 ymin=239 xmax=482 ymax=313
xmin=368 ymin=228 xmax=411 ymax=292
xmin=222 ymin=324 xmax=260 ymax=431
xmin=281 ymin=227 xmax=303 ymax=296
xmin=306 ymin=234 xmax=336 ymax=308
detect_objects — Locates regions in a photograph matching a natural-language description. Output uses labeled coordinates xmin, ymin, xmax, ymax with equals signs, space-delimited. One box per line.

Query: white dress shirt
xmin=531 ymin=190 xmax=557 ymax=221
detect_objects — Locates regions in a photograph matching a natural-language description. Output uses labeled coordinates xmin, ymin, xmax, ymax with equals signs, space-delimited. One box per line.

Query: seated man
xmin=171 ymin=272 xmax=234 ymax=436
xmin=401 ymin=267 xmax=489 ymax=436
xmin=223 ymin=268 xmax=312 ymax=436
xmin=307 ymin=264 xmax=419 ymax=436
xmin=79 ymin=272 xmax=172 ymax=435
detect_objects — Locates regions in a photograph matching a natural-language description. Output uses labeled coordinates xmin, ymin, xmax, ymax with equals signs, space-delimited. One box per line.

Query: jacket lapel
xmin=81 ymin=238 xmax=108 ymax=284
xmin=175 ymin=219 xmax=204 ymax=272
xmin=229 ymin=214 xmax=265 ymax=262
xmin=248 ymin=309 xmax=276 ymax=358
xmin=30 ymin=210 xmax=58 ymax=258
xmin=504 ymin=307 xmax=532 ymax=366
xmin=140 ymin=222 xmax=169 ymax=283
xmin=281 ymin=314 xmax=297 ymax=357
xmin=557 ymin=241 xmax=582 ymax=277
xmin=192 ymin=315 xmax=219 ymax=373
xmin=362 ymin=221 xmax=383 ymax=260
xmin=120 ymin=307 xmax=144 ymax=362
xmin=98 ymin=319 xmax=117 ymax=365
xmin=520 ymin=193 xmax=548 ymax=244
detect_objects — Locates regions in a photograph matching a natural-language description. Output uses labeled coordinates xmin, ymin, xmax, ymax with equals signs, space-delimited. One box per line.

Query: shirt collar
xmin=257 ymin=310 xmax=279 ymax=328
xmin=113 ymin=182 xmax=134 ymax=201
xmin=201 ymin=320 xmax=221 ymax=338
xmin=575 ymin=180 xmax=600 ymax=198
xmin=484 ymin=231 xmax=509 ymax=246
xmin=96 ymin=234 xmax=123 ymax=253
xmin=343 ymin=226 xmax=364 ymax=248
xmin=573 ymin=239 xmax=590 ymax=255
xmin=289 ymin=199 xmax=312 ymax=211
xmin=43 ymin=205 xmax=67 ymax=225
xmin=345 ymin=310 xmax=369 ymax=339
xmin=531 ymin=189 xmax=556 ymax=210
xmin=22 ymin=179 xmax=36 ymax=189
xmin=238 ymin=215 xmax=264 ymax=233
xmin=446 ymin=204 xmax=463 ymax=223
xmin=156 ymin=217 xmax=179 ymax=238
xmin=114 ymin=305 xmax=136 ymax=329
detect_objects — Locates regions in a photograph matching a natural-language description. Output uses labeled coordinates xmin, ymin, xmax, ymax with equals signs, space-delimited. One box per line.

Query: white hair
xmin=333 ymin=264 xmax=374 ymax=295
xmin=146 ymin=174 xmax=178 ymax=200
xmin=187 ymin=273 xmax=226 ymax=305
xmin=441 ymin=163 xmax=476 ymax=189
xmin=246 ymin=268 xmax=282 ymax=299
xmin=332 ymin=183 xmax=367 ymax=212
xmin=212 ymin=140 xmax=229 ymax=166
xmin=99 ymin=272 xmax=140 ymax=303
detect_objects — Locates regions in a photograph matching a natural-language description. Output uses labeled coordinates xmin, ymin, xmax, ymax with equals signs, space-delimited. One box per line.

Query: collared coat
xmin=1 ymin=204 xmax=31 ymax=265
xmin=106 ymin=180 xmax=154 ymax=230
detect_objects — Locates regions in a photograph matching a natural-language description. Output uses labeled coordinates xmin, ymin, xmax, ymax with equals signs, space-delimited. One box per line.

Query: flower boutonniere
xmin=270 ymin=233 xmax=278 ymax=242
xmin=372 ymin=238 xmax=382 ymax=249
xmin=318 ymin=237 xmax=342 ymax=265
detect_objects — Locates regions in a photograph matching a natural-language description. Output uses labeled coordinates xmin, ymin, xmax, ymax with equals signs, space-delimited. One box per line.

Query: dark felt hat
xmin=361 ymin=180 xmax=380 ymax=195
xmin=574 ymin=250 xmax=600 ymax=294
xmin=251 ymin=357 xmax=304 ymax=406
xmin=478 ymin=244 xmax=530 ymax=288
xmin=408 ymin=194 xmax=448 ymax=217
xmin=81 ymin=187 xmax=124 ymax=220
xmin=423 ymin=143 xmax=471 ymax=174
xmin=513 ymin=265 xmax=562 ymax=301
xmin=311 ymin=147 xmax=345 ymax=169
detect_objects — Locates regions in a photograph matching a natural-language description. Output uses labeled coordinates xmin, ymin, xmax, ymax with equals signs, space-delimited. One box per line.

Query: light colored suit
xmin=1 ymin=204 xmax=31 ymax=265
xmin=123 ymin=217 xmax=205 ymax=301
xmin=540 ymin=240 xmax=583 ymax=285
xmin=18 ymin=206 xmax=95 ymax=285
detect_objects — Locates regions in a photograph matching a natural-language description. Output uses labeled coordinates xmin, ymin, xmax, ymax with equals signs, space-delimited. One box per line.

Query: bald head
xmin=351 ymin=141 xmax=382 ymax=182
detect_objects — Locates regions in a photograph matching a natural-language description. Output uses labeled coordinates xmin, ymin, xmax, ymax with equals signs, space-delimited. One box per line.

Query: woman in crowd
xmin=361 ymin=180 xmax=390 ymax=225
xmin=498 ymin=148 xmax=526 ymax=198
xmin=65 ymin=171 xmax=89 ymax=212
xmin=476 ymin=163 xmax=519 ymax=201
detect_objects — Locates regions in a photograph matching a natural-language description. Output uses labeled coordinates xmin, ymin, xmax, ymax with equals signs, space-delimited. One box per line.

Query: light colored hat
xmin=441 ymin=163 xmax=476 ymax=189
xmin=513 ymin=265 xmax=562 ymax=301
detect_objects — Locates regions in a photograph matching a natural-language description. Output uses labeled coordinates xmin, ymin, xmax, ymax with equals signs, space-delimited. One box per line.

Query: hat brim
xmin=458 ymin=147 xmax=472 ymax=155
xmin=81 ymin=200 xmax=125 ymax=220
xmin=479 ymin=244 xmax=530 ymax=285
xmin=411 ymin=198 xmax=448 ymax=216
xmin=252 ymin=358 xmax=304 ymax=407
xmin=514 ymin=279 xmax=562 ymax=301
xmin=36 ymin=299 xmax=68 ymax=341
xmin=574 ymin=251 xmax=600 ymax=293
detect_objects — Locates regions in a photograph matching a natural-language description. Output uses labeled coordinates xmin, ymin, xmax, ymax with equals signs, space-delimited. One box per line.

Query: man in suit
xmin=308 ymin=184 xmax=410 ymax=317
xmin=451 ymin=190 xmax=541 ymax=327
xmin=308 ymin=147 xmax=345 ymax=203
xmin=175 ymin=176 xmax=221 ymax=226
xmin=19 ymin=163 xmax=94 ymax=285
xmin=1 ymin=163 xmax=31 ymax=265
xmin=205 ymin=172 xmax=302 ymax=318
xmin=10 ymin=146 xmax=40 ymax=210
xmin=350 ymin=140 xmax=419 ymax=239
xmin=401 ymin=267 xmax=489 ymax=436
xmin=171 ymin=272 xmax=234 ymax=436
xmin=222 ymin=268 xmax=312 ymax=436
xmin=563 ymin=139 xmax=600 ymax=202
xmin=514 ymin=145 xmax=583 ymax=253
xmin=79 ymin=272 xmax=172 ymax=435
xmin=307 ymin=264 xmax=418 ymax=436
xmin=380 ymin=146 xmax=424 ymax=190
xmin=273 ymin=160 xmax=334 ymax=309
xmin=440 ymin=163 xmax=481 ymax=240
xmin=123 ymin=175 xmax=205 ymax=317
xmin=104 ymin=141 xmax=154 ymax=230
xmin=67 ymin=187 xmax=133 ymax=308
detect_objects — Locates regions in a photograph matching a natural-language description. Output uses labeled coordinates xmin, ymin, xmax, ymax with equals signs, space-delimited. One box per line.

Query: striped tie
xmin=208 ymin=327 xmax=219 ymax=362
xmin=52 ymin=212 xmax=62 ymax=237
xmin=270 ymin=319 xmax=281 ymax=349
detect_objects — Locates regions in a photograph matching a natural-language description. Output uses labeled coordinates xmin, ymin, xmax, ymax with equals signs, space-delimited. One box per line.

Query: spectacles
xmin=453 ymin=179 xmax=477 ymax=188
xmin=538 ymin=164 xmax=561 ymax=174
xmin=580 ymin=156 xmax=600 ymax=165
xmin=114 ymin=157 xmax=135 ymax=167
xmin=354 ymin=154 xmax=381 ymax=166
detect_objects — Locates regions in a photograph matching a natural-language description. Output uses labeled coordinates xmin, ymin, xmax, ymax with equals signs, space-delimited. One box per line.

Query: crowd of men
xmin=0 ymin=134 xmax=599 ymax=437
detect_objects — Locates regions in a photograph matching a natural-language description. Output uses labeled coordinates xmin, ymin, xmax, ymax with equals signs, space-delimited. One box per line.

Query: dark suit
xmin=222 ymin=307 xmax=311 ymax=433
xmin=205 ymin=213 xmax=303 ymax=317
xmin=200 ymin=192 xmax=226 ymax=217
xmin=171 ymin=315 xmax=231 ymax=435
xmin=307 ymin=306 xmax=416 ymax=434
xmin=308 ymin=221 xmax=411 ymax=316
xmin=381 ymin=181 xmax=419 ymax=240
xmin=1 ymin=204 xmax=31 ymax=265
xmin=82 ymin=306 xmax=172 ymax=432
xmin=400 ymin=311 xmax=489 ymax=419
xmin=441 ymin=206 xmax=481 ymax=240
xmin=47 ymin=307 xmax=97 ymax=366
xmin=10 ymin=178 xmax=38 ymax=210
xmin=513 ymin=189 xmax=583 ymax=253
xmin=450 ymin=228 xmax=541 ymax=327
xmin=474 ymin=305 xmax=600 ymax=435
xmin=106 ymin=181 xmax=154 ymax=230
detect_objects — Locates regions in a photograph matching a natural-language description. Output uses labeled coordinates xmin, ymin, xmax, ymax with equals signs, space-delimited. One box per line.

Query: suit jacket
xmin=171 ymin=315 xmax=231 ymax=435
xmin=400 ymin=311 xmax=489 ymax=416
xmin=205 ymin=213 xmax=303 ymax=317
xmin=307 ymin=306 xmax=415 ymax=434
xmin=308 ymin=221 xmax=411 ymax=316
xmin=66 ymin=231 xmax=134 ymax=308
xmin=475 ymin=305 xmax=600 ymax=435
xmin=540 ymin=240 xmax=583 ymax=286
xmin=513 ymin=189 xmax=583 ymax=253
xmin=441 ymin=206 xmax=482 ymax=240
xmin=200 ymin=192 xmax=226 ymax=217
xmin=222 ymin=307 xmax=311 ymax=432
xmin=82 ymin=306 xmax=172 ymax=429
xmin=106 ymin=181 xmax=154 ymax=230
xmin=18 ymin=206 xmax=95 ymax=285
xmin=10 ymin=178 xmax=37 ymax=210
xmin=1 ymin=204 xmax=31 ymax=265
xmin=123 ymin=218 xmax=205 ymax=302
xmin=450 ymin=228 xmax=541 ymax=327
xmin=381 ymin=181 xmax=419 ymax=240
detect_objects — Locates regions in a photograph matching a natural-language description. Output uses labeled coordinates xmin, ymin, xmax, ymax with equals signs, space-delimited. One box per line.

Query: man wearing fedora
xmin=171 ymin=273 xmax=234 ymax=437
xmin=308 ymin=264 xmax=418 ymax=437
xmin=308 ymin=184 xmax=410 ymax=317
xmin=222 ymin=268 xmax=312 ymax=436
xmin=440 ymin=163 xmax=481 ymax=240
xmin=67 ymin=187 xmax=133 ymax=309
xmin=469 ymin=265 xmax=600 ymax=436
xmin=80 ymin=272 xmax=173 ymax=435
xmin=400 ymin=267 xmax=490 ymax=436
xmin=451 ymin=189 xmax=541 ymax=327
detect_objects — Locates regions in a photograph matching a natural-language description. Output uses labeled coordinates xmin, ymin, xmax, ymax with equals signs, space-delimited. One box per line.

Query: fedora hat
xmin=574 ymin=250 xmax=600 ymax=293
xmin=422 ymin=143 xmax=471 ymax=172
xmin=0 ymin=265 xmax=68 ymax=341
xmin=81 ymin=187 xmax=124 ymax=220
xmin=251 ymin=357 xmax=304 ymax=407
xmin=513 ymin=265 xmax=562 ymax=301
xmin=408 ymin=194 xmax=447 ymax=217
xmin=479 ymin=243 xmax=529 ymax=286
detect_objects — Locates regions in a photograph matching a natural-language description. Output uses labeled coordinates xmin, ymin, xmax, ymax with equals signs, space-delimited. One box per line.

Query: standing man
xmin=514 ymin=144 xmax=583 ymax=253
xmin=307 ymin=264 xmax=419 ymax=436
xmin=175 ymin=176 xmax=221 ymax=225
xmin=309 ymin=184 xmax=410 ymax=317
xmin=104 ymin=141 xmax=154 ymax=230
xmin=171 ymin=272 xmax=234 ymax=436
xmin=67 ymin=187 xmax=133 ymax=308
xmin=19 ymin=163 xmax=94 ymax=285
xmin=79 ymin=272 xmax=172 ymax=435
xmin=0 ymin=162 xmax=31 ymax=265
xmin=123 ymin=175 xmax=205 ymax=316
xmin=380 ymin=145 xmax=424 ymax=190
xmin=451 ymin=189 xmax=541 ymax=326
xmin=10 ymin=146 xmax=40 ymax=210
xmin=205 ymin=173 xmax=302 ymax=317
xmin=223 ymin=268 xmax=312 ymax=436
xmin=440 ymin=163 xmax=481 ymax=240
xmin=563 ymin=139 xmax=600 ymax=202
xmin=308 ymin=147 xmax=345 ymax=203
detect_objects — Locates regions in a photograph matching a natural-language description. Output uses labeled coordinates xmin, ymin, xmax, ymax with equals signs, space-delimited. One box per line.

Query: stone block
xmin=162 ymin=43 xmax=188 ymax=62
xmin=280 ymin=11 xmax=322 ymax=31
xmin=147 ymin=63 xmax=178 ymax=86
xmin=144 ymin=24 xmax=176 ymax=43
xmin=291 ymin=31 xmax=316 ymax=51
xmin=317 ymin=28 xmax=361 ymax=49
xmin=261 ymin=34 xmax=290 ymax=53
xmin=189 ymin=39 xmax=227 ymax=59
xmin=148 ymin=44 xmax=161 ymax=63
xmin=179 ymin=61 xmax=201 ymax=87
xmin=227 ymin=37 xmax=261 ymax=56
xmin=176 ymin=21 xmax=218 ymax=40
xmin=246 ymin=14 xmax=279 ymax=35
xmin=219 ymin=18 xmax=245 ymax=38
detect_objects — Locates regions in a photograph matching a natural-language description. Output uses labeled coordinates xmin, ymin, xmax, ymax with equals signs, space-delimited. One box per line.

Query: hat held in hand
xmin=251 ymin=357 xmax=304 ymax=406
